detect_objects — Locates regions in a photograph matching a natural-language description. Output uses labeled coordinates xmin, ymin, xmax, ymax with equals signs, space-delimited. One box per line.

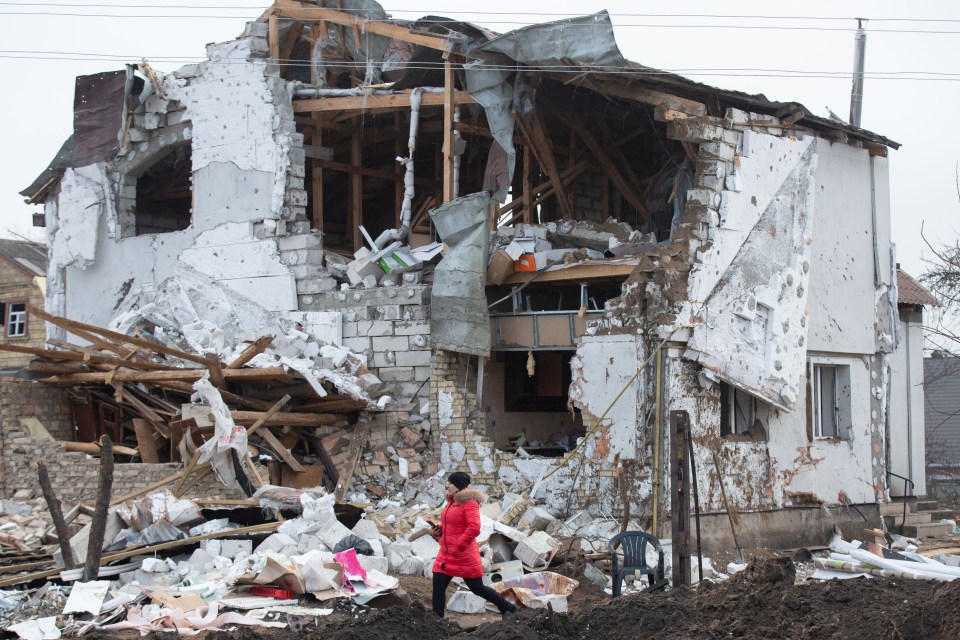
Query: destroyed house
xmin=17 ymin=0 xmax=910 ymax=550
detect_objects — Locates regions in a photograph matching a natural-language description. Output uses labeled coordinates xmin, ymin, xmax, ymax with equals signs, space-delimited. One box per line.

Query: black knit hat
xmin=447 ymin=471 xmax=471 ymax=490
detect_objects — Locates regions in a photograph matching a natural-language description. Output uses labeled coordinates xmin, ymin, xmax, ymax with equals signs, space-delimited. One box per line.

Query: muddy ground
xmin=91 ymin=556 xmax=959 ymax=640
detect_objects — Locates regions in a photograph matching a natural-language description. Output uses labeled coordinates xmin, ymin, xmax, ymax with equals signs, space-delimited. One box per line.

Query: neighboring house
xmin=924 ymin=355 xmax=960 ymax=501
xmin=888 ymin=269 xmax=938 ymax=498
xmin=19 ymin=1 xmax=915 ymax=549
xmin=0 ymin=239 xmax=47 ymax=369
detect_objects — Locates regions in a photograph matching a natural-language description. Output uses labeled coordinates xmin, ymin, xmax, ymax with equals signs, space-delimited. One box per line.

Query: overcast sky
xmin=1 ymin=0 xmax=957 ymax=278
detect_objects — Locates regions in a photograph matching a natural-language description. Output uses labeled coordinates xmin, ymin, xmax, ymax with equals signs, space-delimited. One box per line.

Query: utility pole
xmin=849 ymin=18 xmax=867 ymax=128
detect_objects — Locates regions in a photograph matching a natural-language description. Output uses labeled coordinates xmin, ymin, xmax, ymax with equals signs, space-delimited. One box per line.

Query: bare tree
xmin=921 ymin=223 xmax=960 ymax=356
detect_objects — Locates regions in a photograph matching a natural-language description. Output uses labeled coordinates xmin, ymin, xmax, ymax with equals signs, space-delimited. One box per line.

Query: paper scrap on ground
xmin=8 ymin=617 xmax=61 ymax=640
xmin=102 ymin=603 xmax=286 ymax=635
xmin=63 ymin=580 xmax=111 ymax=616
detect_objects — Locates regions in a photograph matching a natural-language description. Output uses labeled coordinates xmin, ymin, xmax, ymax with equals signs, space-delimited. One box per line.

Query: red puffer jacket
xmin=432 ymin=489 xmax=485 ymax=578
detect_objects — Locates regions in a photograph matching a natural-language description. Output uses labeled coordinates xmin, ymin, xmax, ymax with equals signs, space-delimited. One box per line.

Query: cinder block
xmin=372 ymin=336 xmax=409 ymax=352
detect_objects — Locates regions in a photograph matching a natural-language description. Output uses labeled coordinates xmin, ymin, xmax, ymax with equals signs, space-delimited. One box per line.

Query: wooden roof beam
xmin=269 ymin=0 xmax=452 ymax=52
xmin=293 ymin=90 xmax=475 ymax=114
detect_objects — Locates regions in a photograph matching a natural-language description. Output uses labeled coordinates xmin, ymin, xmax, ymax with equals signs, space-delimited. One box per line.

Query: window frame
xmin=4 ymin=299 xmax=28 ymax=338
xmin=719 ymin=381 xmax=765 ymax=439
xmin=807 ymin=360 xmax=853 ymax=441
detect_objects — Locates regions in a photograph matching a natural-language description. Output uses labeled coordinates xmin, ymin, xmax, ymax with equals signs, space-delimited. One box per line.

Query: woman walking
xmin=431 ymin=472 xmax=517 ymax=618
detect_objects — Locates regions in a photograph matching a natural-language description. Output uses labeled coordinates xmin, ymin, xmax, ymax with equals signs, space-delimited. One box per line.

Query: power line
xmin=2 ymin=52 xmax=958 ymax=82
xmin=3 ymin=10 xmax=960 ymax=33
xmin=1 ymin=3 xmax=960 ymax=24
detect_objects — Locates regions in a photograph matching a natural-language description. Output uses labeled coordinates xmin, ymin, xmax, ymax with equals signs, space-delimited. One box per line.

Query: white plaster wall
xmin=568 ymin=334 xmax=642 ymax=458
xmin=807 ymin=144 xmax=891 ymax=353
xmin=685 ymin=137 xmax=817 ymax=409
xmin=52 ymin=37 xmax=299 ymax=330
xmin=888 ymin=308 xmax=927 ymax=496
xmin=765 ymin=353 xmax=877 ymax=504
xmin=688 ymin=132 xmax=814 ymax=304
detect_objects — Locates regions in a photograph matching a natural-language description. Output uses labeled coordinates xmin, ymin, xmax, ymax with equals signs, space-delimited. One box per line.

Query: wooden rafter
xmin=269 ymin=0 xmax=451 ymax=52
xmin=515 ymin=111 xmax=574 ymax=220
xmin=293 ymin=90 xmax=475 ymax=114
xmin=560 ymin=114 xmax=650 ymax=222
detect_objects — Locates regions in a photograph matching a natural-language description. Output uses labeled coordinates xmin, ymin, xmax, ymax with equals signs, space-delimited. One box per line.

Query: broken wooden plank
xmin=0 ymin=343 xmax=170 ymax=370
xmin=62 ymin=441 xmax=139 ymax=457
xmin=515 ymin=112 xmax=574 ymax=220
xmin=256 ymin=427 xmax=305 ymax=472
xmin=295 ymin=398 xmax=367 ymax=413
xmin=30 ymin=306 xmax=209 ymax=365
xmin=335 ymin=415 xmax=370 ymax=501
xmin=205 ymin=353 xmax=226 ymax=388
xmin=227 ymin=336 xmax=273 ymax=369
xmin=132 ymin=419 xmax=160 ymax=463
xmin=232 ymin=409 xmax=337 ymax=427
xmin=117 ymin=386 xmax=171 ymax=439
xmin=245 ymin=394 xmax=292 ymax=436
xmin=498 ymin=259 xmax=638 ymax=285
xmin=40 ymin=366 xmax=289 ymax=384
xmin=174 ymin=450 xmax=203 ymax=496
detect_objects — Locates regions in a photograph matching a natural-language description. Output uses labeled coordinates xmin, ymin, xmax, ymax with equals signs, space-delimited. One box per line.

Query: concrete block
xmin=297 ymin=277 xmax=339 ymax=295
xmin=398 ymin=556 xmax=425 ymax=576
xmin=278 ymin=233 xmax=323 ymax=250
xmin=487 ymin=533 xmax=515 ymax=564
xmin=394 ymin=349 xmax=432 ymax=367
xmin=220 ymin=538 xmax=253 ymax=559
xmin=352 ymin=518 xmax=380 ymax=540
xmin=372 ymin=336 xmax=409 ymax=352
xmin=410 ymin=535 xmax=440 ymax=559
xmin=519 ymin=507 xmax=557 ymax=532
xmin=446 ymin=591 xmax=488 ymax=614
xmin=513 ymin=531 xmax=559 ymax=568
xmin=357 ymin=554 xmax=389 ymax=574
xmin=342 ymin=336 xmax=371 ymax=353
xmin=532 ymin=595 xmax=568 ymax=612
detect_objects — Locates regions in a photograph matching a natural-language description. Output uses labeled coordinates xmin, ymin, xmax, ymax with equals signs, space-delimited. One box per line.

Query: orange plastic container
xmin=514 ymin=254 xmax=537 ymax=272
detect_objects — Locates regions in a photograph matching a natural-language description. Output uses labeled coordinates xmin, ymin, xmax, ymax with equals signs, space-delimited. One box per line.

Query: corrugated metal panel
xmin=924 ymin=356 xmax=960 ymax=460
xmin=897 ymin=269 xmax=939 ymax=307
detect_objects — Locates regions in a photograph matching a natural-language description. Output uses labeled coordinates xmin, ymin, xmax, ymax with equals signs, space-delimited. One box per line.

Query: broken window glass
xmin=719 ymin=382 xmax=764 ymax=438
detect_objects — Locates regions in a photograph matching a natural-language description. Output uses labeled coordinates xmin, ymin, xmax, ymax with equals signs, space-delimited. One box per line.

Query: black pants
xmin=432 ymin=571 xmax=514 ymax=617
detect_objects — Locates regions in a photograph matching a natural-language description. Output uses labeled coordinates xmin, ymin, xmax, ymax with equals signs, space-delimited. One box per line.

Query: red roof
xmin=897 ymin=269 xmax=939 ymax=307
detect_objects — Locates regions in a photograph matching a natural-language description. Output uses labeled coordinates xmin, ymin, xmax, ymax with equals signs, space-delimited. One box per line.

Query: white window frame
xmin=6 ymin=302 xmax=26 ymax=338
xmin=809 ymin=361 xmax=852 ymax=440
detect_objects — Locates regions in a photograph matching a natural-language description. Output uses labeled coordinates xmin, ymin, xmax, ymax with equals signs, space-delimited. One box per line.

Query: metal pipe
xmin=652 ymin=343 xmax=663 ymax=537
xmin=687 ymin=435 xmax=704 ymax=583
xmin=849 ymin=19 xmax=867 ymax=127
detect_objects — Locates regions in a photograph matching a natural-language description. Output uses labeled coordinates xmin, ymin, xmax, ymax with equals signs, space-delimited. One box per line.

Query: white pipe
xmin=849 ymin=548 xmax=960 ymax=580
xmin=453 ymin=107 xmax=462 ymax=199
xmin=291 ymin=85 xmax=445 ymax=99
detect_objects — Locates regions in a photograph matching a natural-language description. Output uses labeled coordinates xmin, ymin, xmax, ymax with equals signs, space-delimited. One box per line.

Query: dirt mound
xmin=320 ymin=602 xmax=460 ymax=640
xmin=457 ymin=607 xmax=581 ymax=640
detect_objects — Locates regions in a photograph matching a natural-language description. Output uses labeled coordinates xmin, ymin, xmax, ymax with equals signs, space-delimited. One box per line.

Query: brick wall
xmin=0 ymin=262 xmax=47 ymax=369
xmin=301 ymin=284 xmax=432 ymax=404
xmin=429 ymin=350 xmax=500 ymax=486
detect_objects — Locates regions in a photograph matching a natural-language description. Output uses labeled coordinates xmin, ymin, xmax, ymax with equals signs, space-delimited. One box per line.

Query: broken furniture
xmin=608 ymin=531 xmax=664 ymax=597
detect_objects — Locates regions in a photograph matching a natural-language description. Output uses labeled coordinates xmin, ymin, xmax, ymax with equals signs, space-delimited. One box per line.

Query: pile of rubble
xmin=0 ymin=478 xmax=604 ymax=636
xmin=486 ymin=219 xmax=655 ymax=285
